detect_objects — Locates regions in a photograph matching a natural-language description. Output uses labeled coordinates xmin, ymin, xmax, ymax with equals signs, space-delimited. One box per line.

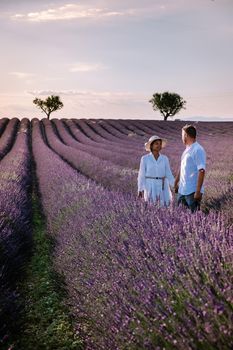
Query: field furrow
xmin=0 ymin=119 xmax=32 ymax=343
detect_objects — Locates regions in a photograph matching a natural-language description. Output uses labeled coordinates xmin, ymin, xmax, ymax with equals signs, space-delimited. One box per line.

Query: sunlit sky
xmin=0 ymin=0 xmax=233 ymax=120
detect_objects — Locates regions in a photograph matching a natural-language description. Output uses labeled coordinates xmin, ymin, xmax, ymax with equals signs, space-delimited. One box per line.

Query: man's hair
xmin=182 ymin=124 xmax=196 ymax=138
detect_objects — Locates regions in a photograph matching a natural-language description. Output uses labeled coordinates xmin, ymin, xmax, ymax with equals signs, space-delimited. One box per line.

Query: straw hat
xmin=145 ymin=135 xmax=167 ymax=152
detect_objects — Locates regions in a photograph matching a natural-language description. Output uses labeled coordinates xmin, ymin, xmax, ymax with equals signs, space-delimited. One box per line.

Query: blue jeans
xmin=177 ymin=192 xmax=201 ymax=213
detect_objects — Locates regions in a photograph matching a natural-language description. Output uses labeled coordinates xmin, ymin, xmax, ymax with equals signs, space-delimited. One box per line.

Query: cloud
xmin=9 ymin=72 xmax=36 ymax=80
xmin=27 ymin=89 xmax=142 ymax=98
xmin=10 ymin=1 xmax=185 ymax=23
xmin=69 ymin=62 xmax=107 ymax=73
xmin=26 ymin=89 xmax=147 ymax=105
xmin=11 ymin=3 xmax=127 ymax=22
xmin=7 ymin=0 xmax=227 ymax=26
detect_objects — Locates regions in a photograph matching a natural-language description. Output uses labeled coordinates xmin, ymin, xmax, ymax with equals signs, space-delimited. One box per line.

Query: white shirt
xmin=138 ymin=153 xmax=174 ymax=206
xmin=179 ymin=141 xmax=206 ymax=195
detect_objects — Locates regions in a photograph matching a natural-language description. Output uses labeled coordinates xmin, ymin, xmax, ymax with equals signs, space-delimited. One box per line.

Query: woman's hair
xmin=182 ymin=124 xmax=196 ymax=138
xmin=150 ymin=139 xmax=162 ymax=151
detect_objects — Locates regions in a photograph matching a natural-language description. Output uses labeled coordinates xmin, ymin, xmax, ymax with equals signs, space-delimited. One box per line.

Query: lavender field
xmin=0 ymin=117 xmax=232 ymax=350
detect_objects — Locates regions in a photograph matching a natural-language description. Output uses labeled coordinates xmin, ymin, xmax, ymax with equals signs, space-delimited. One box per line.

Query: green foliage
xmin=149 ymin=91 xmax=186 ymax=120
xmin=33 ymin=95 xmax=63 ymax=119
xmin=16 ymin=192 xmax=83 ymax=350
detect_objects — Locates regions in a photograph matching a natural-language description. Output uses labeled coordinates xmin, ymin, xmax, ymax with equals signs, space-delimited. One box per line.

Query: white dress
xmin=138 ymin=153 xmax=175 ymax=206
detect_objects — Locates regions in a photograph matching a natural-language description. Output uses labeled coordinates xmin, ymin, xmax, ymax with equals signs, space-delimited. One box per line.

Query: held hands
xmin=138 ymin=191 xmax=144 ymax=199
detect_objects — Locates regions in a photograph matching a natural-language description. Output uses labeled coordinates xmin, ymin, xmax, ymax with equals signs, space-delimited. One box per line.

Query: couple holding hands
xmin=138 ymin=124 xmax=206 ymax=212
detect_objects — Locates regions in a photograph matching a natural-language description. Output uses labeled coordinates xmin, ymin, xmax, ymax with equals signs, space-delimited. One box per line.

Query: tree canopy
xmin=33 ymin=95 xmax=63 ymax=119
xmin=149 ymin=91 xmax=186 ymax=121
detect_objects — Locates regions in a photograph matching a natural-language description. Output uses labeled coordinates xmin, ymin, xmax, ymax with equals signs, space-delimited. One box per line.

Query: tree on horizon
xmin=33 ymin=95 xmax=63 ymax=119
xmin=149 ymin=91 xmax=186 ymax=121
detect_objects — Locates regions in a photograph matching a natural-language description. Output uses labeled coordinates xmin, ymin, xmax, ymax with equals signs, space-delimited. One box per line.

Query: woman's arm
xmin=165 ymin=157 xmax=175 ymax=187
xmin=138 ymin=156 xmax=146 ymax=196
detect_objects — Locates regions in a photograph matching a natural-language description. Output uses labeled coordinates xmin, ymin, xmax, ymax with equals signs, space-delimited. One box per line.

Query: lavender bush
xmin=41 ymin=119 xmax=138 ymax=193
xmin=0 ymin=118 xmax=9 ymax=136
xmin=80 ymin=118 xmax=141 ymax=145
xmin=45 ymin=119 xmax=233 ymax=217
xmin=0 ymin=118 xmax=19 ymax=160
xmin=0 ymin=117 xmax=231 ymax=348
xmin=32 ymin=119 xmax=233 ymax=349
xmin=55 ymin=119 xmax=140 ymax=166
xmin=0 ymin=118 xmax=32 ymax=343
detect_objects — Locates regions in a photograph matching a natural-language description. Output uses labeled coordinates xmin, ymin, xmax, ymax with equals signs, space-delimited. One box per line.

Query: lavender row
xmin=63 ymin=119 xmax=184 ymax=171
xmin=74 ymin=119 xmax=113 ymax=144
xmin=73 ymin=118 xmax=131 ymax=146
xmin=61 ymin=119 xmax=179 ymax=171
xmin=141 ymin=120 xmax=233 ymax=137
xmin=72 ymin=119 xmax=143 ymax=152
xmin=63 ymin=119 xmax=140 ymax=158
xmin=32 ymin=118 xmax=232 ymax=349
xmin=57 ymin=119 xmax=141 ymax=157
xmin=53 ymin=119 xmax=142 ymax=169
xmin=0 ymin=118 xmax=19 ymax=160
xmin=65 ymin=120 xmax=233 ymax=147
xmin=48 ymin=119 xmax=233 ymax=214
xmin=0 ymin=119 xmax=32 ymax=342
xmin=84 ymin=119 xmax=141 ymax=144
xmin=40 ymin=119 xmax=138 ymax=194
xmin=0 ymin=118 xmax=8 ymax=136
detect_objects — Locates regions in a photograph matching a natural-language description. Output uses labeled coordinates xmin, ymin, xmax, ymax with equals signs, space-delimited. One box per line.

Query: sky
xmin=0 ymin=0 xmax=233 ymax=120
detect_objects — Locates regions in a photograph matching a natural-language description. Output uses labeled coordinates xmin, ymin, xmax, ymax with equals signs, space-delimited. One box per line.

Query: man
xmin=174 ymin=124 xmax=206 ymax=212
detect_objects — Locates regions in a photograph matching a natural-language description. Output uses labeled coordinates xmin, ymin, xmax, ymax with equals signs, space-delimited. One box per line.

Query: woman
xmin=138 ymin=135 xmax=174 ymax=206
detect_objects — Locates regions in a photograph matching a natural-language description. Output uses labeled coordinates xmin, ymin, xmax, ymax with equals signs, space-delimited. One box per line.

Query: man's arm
xmin=194 ymin=169 xmax=205 ymax=200
xmin=174 ymin=170 xmax=180 ymax=193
